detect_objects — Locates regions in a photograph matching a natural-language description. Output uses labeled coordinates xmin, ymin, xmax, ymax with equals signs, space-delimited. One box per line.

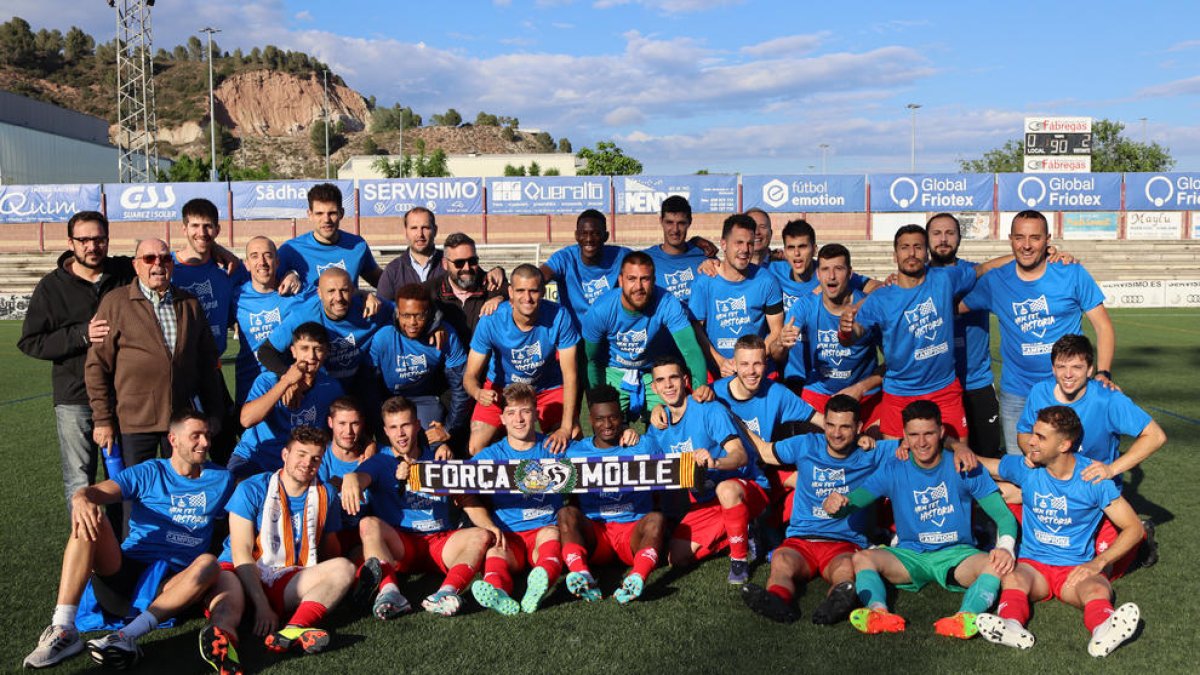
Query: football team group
xmin=18 ymin=184 xmax=1164 ymax=672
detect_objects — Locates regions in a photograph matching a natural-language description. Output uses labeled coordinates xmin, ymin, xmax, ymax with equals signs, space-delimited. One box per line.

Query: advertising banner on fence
xmin=1062 ymin=212 xmax=1118 ymax=239
xmin=998 ymin=173 xmax=1121 ymax=211
xmin=1126 ymin=211 xmax=1183 ymax=239
xmin=1125 ymin=173 xmax=1200 ymax=211
xmin=0 ymin=184 xmax=102 ymax=224
xmin=742 ymin=174 xmax=866 ymax=213
xmin=869 ymin=173 xmax=993 ymax=212
xmin=486 ymin=176 xmax=610 ymax=215
xmin=1101 ymin=280 xmax=1165 ymax=308
xmin=359 ymin=178 xmax=484 ymax=216
xmin=1165 ymin=280 xmax=1200 ymax=307
xmin=614 ymin=175 xmax=737 ymax=214
xmin=104 ymin=182 xmax=228 ymax=222
xmin=231 ymin=179 xmax=354 ymax=219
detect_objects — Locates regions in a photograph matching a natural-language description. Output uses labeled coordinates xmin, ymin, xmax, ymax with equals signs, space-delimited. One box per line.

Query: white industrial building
xmin=338 ymin=152 xmax=583 ymax=180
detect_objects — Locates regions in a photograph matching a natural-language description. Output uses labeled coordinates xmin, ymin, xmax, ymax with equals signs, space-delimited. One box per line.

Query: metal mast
xmin=111 ymin=0 xmax=160 ymax=182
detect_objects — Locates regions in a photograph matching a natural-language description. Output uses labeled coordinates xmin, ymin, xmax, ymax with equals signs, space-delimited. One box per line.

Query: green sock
xmin=959 ymin=573 xmax=1000 ymax=614
xmin=854 ymin=569 xmax=887 ymax=610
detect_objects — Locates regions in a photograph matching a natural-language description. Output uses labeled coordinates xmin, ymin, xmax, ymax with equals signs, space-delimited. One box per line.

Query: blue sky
xmin=10 ymin=0 xmax=1200 ymax=174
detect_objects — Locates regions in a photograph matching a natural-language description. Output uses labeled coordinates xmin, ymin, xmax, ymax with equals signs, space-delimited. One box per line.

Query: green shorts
xmin=884 ymin=544 xmax=981 ymax=592
xmin=604 ymin=367 xmax=665 ymax=420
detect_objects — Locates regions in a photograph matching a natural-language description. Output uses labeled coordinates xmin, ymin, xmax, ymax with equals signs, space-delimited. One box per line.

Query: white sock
xmin=52 ymin=604 xmax=78 ymax=628
xmin=121 ymin=610 xmax=159 ymax=639
xmin=380 ymin=582 xmax=400 ymax=596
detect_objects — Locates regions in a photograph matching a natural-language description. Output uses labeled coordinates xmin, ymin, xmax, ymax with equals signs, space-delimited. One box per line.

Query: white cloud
xmin=593 ymin=0 xmax=743 ymax=14
xmin=741 ymin=33 xmax=830 ymax=57
xmin=1138 ymin=76 xmax=1200 ymax=98
xmin=295 ymin=10 xmax=313 ymax=22
xmin=1166 ymin=39 xmax=1200 ymax=51
xmin=604 ymin=106 xmax=645 ymax=126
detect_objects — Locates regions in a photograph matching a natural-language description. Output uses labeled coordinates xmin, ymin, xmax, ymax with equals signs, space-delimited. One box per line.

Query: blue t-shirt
xmin=368 ymin=324 xmax=467 ymax=396
xmin=219 ymin=472 xmax=343 ymax=564
xmin=471 ymin=435 xmax=564 ymax=532
xmin=860 ymin=450 xmax=998 ymax=553
xmin=774 ymin=434 xmax=886 ymax=547
xmin=233 ymin=284 xmax=313 ymax=405
xmin=787 ymin=290 xmax=881 ymax=394
xmin=361 ymin=446 xmax=457 ymax=534
xmin=267 ymin=293 xmax=392 ymax=385
xmin=172 ymin=255 xmax=244 ymax=356
xmin=648 ymin=399 xmax=767 ymax=502
xmin=233 ymin=370 xmax=344 ymax=472
xmin=318 ymin=444 xmax=372 ymax=528
xmin=962 ymin=261 xmax=1105 ymax=395
xmin=643 ymin=243 xmax=708 ymax=309
xmin=581 ymin=286 xmax=692 ymax=372
xmin=941 ymin=259 xmax=993 ymax=391
xmin=544 ymin=244 xmax=631 ymax=327
xmin=691 ymin=264 xmax=783 ymax=359
xmin=470 ymin=300 xmax=580 ymax=390
xmin=999 ymin=454 xmax=1121 ymax=567
xmin=115 ymin=459 xmax=234 ymax=570
xmin=1017 ymin=380 xmax=1152 ymax=488
xmin=277 ymin=231 xmax=379 ymax=289
xmin=565 ymin=436 xmax=660 ymax=524
xmin=767 ymin=259 xmax=869 ymax=316
xmin=855 ymin=265 xmax=976 ymax=396
xmin=711 ymin=376 xmax=815 ymax=442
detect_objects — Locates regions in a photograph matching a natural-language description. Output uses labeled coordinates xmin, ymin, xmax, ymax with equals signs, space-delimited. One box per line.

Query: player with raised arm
xmin=974 ymin=406 xmax=1144 ymax=657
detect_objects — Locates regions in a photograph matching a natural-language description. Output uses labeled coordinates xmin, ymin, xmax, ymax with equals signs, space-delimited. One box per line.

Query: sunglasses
xmin=139 ymin=254 xmax=173 ymax=265
xmin=71 ymin=236 xmax=109 ymax=245
xmin=448 ymin=256 xmax=480 ymax=269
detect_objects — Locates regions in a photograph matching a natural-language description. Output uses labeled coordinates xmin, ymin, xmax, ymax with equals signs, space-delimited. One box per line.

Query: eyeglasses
xmin=397 ymin=312 xmax=427 ymax=322
xmin=139 ymin=254 xmax=173 ymax=266
xmin=448 ymin=256 xmax=479 ymax=269
xmin=71 ymin=236 xmax=109 ymax=245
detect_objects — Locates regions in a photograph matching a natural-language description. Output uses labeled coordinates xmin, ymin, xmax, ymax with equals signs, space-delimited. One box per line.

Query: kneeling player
xmin=975 ymin=406 xmax=1143 ymax=657
xmin=24 ymin=411 xmax=237 ymax=671
xmin=823 ymin=401 xmax=1018 ymax=638
xmin=340 ymin=396 xmax=496 ymax=619
xmin=222 ymin=426 xmax=354 ymax=658
xmin=558 ymin=385 xmax=665 ymax=604
xmin=468 ymin=384 xmax=565 ymax=615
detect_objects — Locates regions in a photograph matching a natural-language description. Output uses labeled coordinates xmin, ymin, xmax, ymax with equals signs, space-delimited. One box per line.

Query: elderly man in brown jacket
xmin=85 ymin=238 xmax=226 ymax=467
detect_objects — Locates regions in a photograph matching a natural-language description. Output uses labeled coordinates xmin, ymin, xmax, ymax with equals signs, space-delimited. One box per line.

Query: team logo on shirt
xmin=181 ymin=279 xmax=218 ymax=313
xmin=290 ymin=407 xmax=318 ymax=427
xmin=912 ymin=481 xmax=953 ymax=528
xmin=813 ymin=466 xmax=846 ymax=483
xmin=817 ymin=329 xmax=850 ymax=366
xmin=510 ymin=343 xmax=546 ymax=373
xmin=402 ymin=491 xmax=445 ymax=530
xmin=248 ymin=308 xmax=281 ymax=328
xmin=614 ymin=328 xmax=649 ymax=360
xmin=329 ymin=333 xmax=358 ymax=368
xmin=1031 ymin=491 xmax=1071 ymax=533
xmin=782 ymin=291 xmax=798 ymax=311
xmin=668 ymin=438 xmax=694 ymax=454
xmin=395 ymin=354 xmax=429 ymax=380
xmin=1011 ymin=295 xmax=1055 ymax=338
xmin=903 ymin=297 xmax=944 ymax=341
xmin=663 ymin=268 xmax=694 ymax=293
xmin=581 ymin=277 xmax=612 ymax=303
xmin=744 ymin=417 xmax=761 ymax=436
xmin=713 ymin=295 xmax=751 ymax=335
xmin=169 ymin=492 xmax=210 ymax=529
xmin=316 ymin=259 xmax=348 ymax=275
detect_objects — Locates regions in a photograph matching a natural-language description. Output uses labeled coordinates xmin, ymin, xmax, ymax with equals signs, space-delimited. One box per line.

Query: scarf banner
xmin=409 ymin=453 xmax=704 ymax=495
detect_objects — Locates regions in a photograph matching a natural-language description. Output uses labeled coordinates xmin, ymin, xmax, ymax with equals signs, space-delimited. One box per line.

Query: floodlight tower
xmin=108 ymin=0 xmax=160 ymax=182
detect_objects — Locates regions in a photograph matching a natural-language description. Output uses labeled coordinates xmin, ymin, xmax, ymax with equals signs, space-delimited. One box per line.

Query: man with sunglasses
xmin=380 ymin=209 xmax=506 ymax=302
xmin=85 ymin=239 xmax=227 ymax=468
xmin=425 ymin=232 xmax=507 ymax=341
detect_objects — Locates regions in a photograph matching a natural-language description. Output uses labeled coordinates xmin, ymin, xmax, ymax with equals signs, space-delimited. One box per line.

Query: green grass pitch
xmin=1 ymin=309 xmax=1198 ymax=673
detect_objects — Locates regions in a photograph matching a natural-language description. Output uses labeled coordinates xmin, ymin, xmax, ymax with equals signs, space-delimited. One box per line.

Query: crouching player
xmin=221 ymin=426 xmax=354 ymax=658
xmin=975 ymin=406 xmax=1143 ymax=657
xmin=468 ymin=384 xmax=565 ymax=615
xmin=741 ymin=395 xmax=882 ymax=624
xmin=23 ymin=411 xmax=236 ymax=671
xmin=558 ymin=385 xmax=666 ymax=604
xmin=823 ymin=401 xmax=1018 ymax=638
xmin=339 ymin=396 xmax=496 ymax=619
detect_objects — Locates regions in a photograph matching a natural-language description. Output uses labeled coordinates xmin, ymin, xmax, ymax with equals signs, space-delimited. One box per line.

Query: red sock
xmin=997 ymin=589 xmax=1030 ymax=626
xmin=441 ymin=563 xmax=476 ymax=593
xmin=768 ymin=584 xmax=794 ymax=604
xmin=722 ymin=502 xmax=751 ymax=560
xmin=631 ymin=547 xmax=659 ymax=579
xmin=287 ymin=601 xmax=327 ymax=628
xmin=563 ymin=542 xmax=590 ymax=574
xmin=535 ymin=540 xmax=563 ymax=584
xmin=483 ymin=556 xmax=513 ymax=594
xmin=1083 ymin=598 xmax=1115 ymax=632
xmin=378 ymin=562 xmax=398 ymax=590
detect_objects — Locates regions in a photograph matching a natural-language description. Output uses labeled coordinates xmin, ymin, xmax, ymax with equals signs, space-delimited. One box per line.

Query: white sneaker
xmin=422 ymin=589 xmax=464 ymax=617
xmin=1088 ymin=602 xmax=1140 ymax=658
xmin=23 ymin=624 xmax=83 ymax=669
xmin=86 ymin=631 xmax=143 ymax=669
xmin=977 ymin=613 xmax=1036 ymax=650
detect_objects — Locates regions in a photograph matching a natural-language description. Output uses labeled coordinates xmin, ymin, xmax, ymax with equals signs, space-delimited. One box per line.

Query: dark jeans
xmin=121 ymin=432 xmax=171 ymax=467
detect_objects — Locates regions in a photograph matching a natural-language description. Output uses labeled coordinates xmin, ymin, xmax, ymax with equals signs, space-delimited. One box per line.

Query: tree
xmin=557 ymin=137 xmax=572 ymax=153
xmin=533 ymin=131 xmax=555 ymax=153
xmin=371 ymin=104 xmax=420 ymax=133
xmin=544 ymin=168 xmax=561 ymax=176
xmin=431 ymin=108 xmax=462 ymax=126
xmin=503 ymin=164 xmax=526 ymax=177
xmin=33 ymin=28 xmax=64 ymax=71
xmin=310 ymin=119 xmax=346 ymax=156
xmin=476 ymin=111 xmax=500 ymax=126
xmin=372 ymin=140 xmax=448 ymax=177
xmin=528 ymin=161 xmax=541 ymax=176
xmin=500 ymin=126 xmax=517 ymax=142
xmin=695 ymin=169 xmax=710 ymax=175
xmin=0 ymin=17 xmax=38 ymax=67
xmin=62 ymin=25 xmax=93 ymax=63
xmin=171 ymin=44 xmax=189 ymax=61
xmin=362 ymin=136 xmax=381 ymax=155
xmin=576 ymin=141 xmax=643 ymax=176
xmin=187 ymin=36 xmax=204 ymax=61
xmin=958 ymin=119 xmax=1175 ymax=173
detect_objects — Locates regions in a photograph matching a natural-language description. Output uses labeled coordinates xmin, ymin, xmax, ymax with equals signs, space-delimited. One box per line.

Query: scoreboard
xmin=1024 ymin=132 xmax=1091 ymax=156
xmin=1024 ymin=117 xmax=1091 ymax=173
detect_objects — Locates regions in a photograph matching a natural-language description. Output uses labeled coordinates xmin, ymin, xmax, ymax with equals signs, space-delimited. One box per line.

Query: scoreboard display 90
xmin=1024 ymin=132 xmax=1091 ymax=156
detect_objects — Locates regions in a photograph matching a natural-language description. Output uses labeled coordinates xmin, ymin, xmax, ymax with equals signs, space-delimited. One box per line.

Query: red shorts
xmin=879 ymin=380 xmax=967 ymax=439
xmin=504 ymin=527 xmax=555 ymax=570
xmin=470 ymin=382 xmax=565 ymax=431
xmin=1019 ymin=558 xmax=1076 ymax=601
xmin=802 ymin=389 xmax=883 ymax=428
xmin=1010 ymin=507 xmax=1141 ymax=581
xmin=586 ymin=519 xmax=640 ymax=566
xmin=334 ymin=529 xmax=362 ymax=559
xmin=764 ymin=468 xmax=795 ymax=527
xmin=395 ymin=530 xmax=456 ymax=574
xmin=674 ymin=479 xmax=769 ymax=561
xmin=776 ymin=538 xmax=860 ymax=579
xmin=219 ymin=561 xmax=300 ymax=616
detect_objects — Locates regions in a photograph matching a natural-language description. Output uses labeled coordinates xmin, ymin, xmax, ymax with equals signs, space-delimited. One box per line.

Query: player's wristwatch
xmin=1095 ymin=370 xmax=1113 ymax=381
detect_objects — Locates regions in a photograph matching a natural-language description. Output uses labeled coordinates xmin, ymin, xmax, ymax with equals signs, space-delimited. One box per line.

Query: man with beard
xmin=961 ymin=209 xmax=1114 ymax=455
xmin=278 ymin=183 xmax=383 ymax=291
xmin=379 ymin=210 xmax=506 ymax=302
xmin=541 ymin=209 xmax=631 ymax=329
xmin=642 ymin=195 xmax=711 ymax=311
xmin=425 ymin=232 xmax=507 ymax=339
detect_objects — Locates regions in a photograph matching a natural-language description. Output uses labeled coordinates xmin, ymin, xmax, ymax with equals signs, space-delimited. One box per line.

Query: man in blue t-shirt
xmin=960 ymin=209 xmax=1115 ymax=455
xmin=557 ymin=385 xmax=666 ymax=605
xmin=540 ymin=209 xmax=631 ymax=328
xmin=466 ymin=264 xmax=582 ymax=455
xmin=975 ymin=406 xmax=1144 ymax=657
xmin=277 ymin=183 xmax=383 ymax=291
xmin=823 ymin=400 xmax=1017 ymax=639
xmin=222 ymin=425 xmax=353 ymax=660
xmin=234 ymin=236 xmax=311 ymax=405
xmin=24 ymin=411 xmax=238 ymax=671
xmin=315 ymin=397 xmax=375 ymax=557
xmin=642 ymin=195 xmax=711 ymax=310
